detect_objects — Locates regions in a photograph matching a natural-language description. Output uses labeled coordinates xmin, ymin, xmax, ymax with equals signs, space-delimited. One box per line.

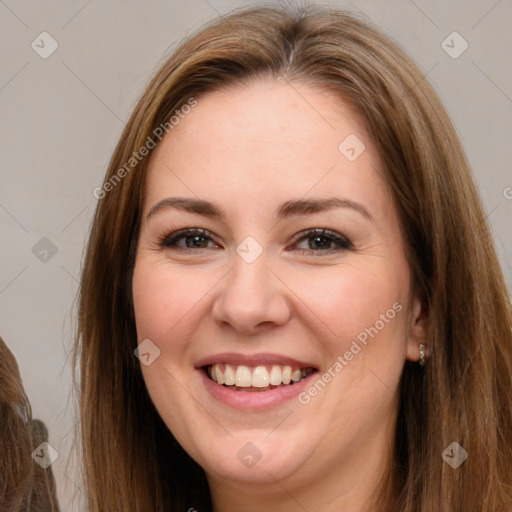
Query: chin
xmin=184 ymin=428 xmax=317 ymax=485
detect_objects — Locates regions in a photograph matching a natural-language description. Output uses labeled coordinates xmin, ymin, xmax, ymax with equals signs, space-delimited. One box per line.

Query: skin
xmin=132 ymin=77 xmax=428 ymax=512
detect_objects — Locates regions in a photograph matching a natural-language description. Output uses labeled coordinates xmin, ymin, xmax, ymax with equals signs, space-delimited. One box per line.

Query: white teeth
xmin=208 ymin=363 xmax=311 ymax=389
xmin=252 ymin=366 xmax=270 ymax=388
xmin=269 ymin=365 xmax=282 ymax=385
xmin=224 ymin=364 xmax=235 ymax=385
xmin=282 ymin=366 xmax=292 ymax=385
xmin=214 ymin=365 xmax=225 ymax=385
xmin=235 ymin=365 xmax=252 ymax=387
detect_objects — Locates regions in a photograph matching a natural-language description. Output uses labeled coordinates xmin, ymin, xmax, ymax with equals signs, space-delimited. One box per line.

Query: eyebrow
xmin=146 ymin=196 xmax=373 ymax=221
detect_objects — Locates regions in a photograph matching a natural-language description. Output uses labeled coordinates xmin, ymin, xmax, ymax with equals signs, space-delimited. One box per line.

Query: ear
xmin=405 ymin=294 xmax=430 ymax=363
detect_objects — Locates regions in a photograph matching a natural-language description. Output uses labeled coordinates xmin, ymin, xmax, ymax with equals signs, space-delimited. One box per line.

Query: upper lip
xmin=195 ymin=352 xmax=318 ymax=369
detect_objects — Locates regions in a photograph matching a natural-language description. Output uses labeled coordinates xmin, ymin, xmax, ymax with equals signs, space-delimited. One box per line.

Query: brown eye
xmin=291 ymin=229 xmax=352 ymax=255
xmin=160 ymin=228 xmax=221 ymax=250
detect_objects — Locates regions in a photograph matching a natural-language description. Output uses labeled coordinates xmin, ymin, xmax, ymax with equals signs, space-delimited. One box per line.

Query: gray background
xmin=1 ymin=0 xmax=510 ymax=509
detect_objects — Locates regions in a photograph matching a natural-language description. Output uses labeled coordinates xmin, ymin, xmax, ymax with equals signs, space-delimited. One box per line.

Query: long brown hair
xmin=0 ymin=336 xmax=60 ymax=511
xmin=74 ymin=4 xmax=512 ymax=511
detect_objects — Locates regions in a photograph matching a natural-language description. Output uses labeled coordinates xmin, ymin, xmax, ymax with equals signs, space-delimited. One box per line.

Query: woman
xmin=74 ymin=5 xmax=512 ymax=511
xmin=0 ymin=335 xmax=60 ymax=511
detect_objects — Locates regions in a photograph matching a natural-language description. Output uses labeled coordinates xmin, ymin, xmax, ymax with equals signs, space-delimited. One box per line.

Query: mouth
xmin=195 ymin=353 xmax=320 ymax=409
xmin=204 ymin=363 xmax=316 ymax=392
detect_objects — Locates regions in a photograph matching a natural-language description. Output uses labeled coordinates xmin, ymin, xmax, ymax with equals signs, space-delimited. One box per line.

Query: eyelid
xmin=288 ymin=228 xmax=353 ymax=251
xmin=158 ymin=227 xmax=353 ymax=253
xmin=158 ymin=227 xmax=221 ymax=249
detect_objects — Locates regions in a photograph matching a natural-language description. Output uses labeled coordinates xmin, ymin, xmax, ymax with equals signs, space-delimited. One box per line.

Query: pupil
xmin=187 ymin=236 xmax=206 ymax=248
xmin=310 ymin=236 xmax=329 ymax=249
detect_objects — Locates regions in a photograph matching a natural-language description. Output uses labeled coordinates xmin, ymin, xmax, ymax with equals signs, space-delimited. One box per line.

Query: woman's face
xmin=132 ymin=78 xmax=426 ymax=499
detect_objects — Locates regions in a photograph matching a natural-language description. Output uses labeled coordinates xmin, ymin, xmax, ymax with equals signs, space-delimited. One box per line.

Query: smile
xmin=196 ymin=353 xmax=319 ymax=409
xmin=206 ymin=363 xmax=314 ymax=391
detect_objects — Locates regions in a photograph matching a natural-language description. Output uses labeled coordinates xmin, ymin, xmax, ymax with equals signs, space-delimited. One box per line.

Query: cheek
xmin=286 ymin=261 xmax=410 ymax=358
xmin=289 ymin=265 xmax=410 ymax=424
xmin=131 ymin=259 xmax=210 ymax=348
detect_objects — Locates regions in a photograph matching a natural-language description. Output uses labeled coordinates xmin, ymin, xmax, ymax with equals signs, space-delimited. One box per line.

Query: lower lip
xmin=198 ymin=368 xmax=318 ymax=410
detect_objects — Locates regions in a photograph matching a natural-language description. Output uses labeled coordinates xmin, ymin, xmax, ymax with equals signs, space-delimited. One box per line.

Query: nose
xmin=211 ymin=253 xmax=291 ymax=334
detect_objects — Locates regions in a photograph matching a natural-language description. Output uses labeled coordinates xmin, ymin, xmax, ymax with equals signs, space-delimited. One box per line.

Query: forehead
xmin=143 ymin=79 xmax=387 ymax=217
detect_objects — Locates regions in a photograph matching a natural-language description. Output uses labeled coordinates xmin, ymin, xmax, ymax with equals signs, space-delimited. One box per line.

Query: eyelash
xmin=158 ymin=227 xmax=353 ymax=255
